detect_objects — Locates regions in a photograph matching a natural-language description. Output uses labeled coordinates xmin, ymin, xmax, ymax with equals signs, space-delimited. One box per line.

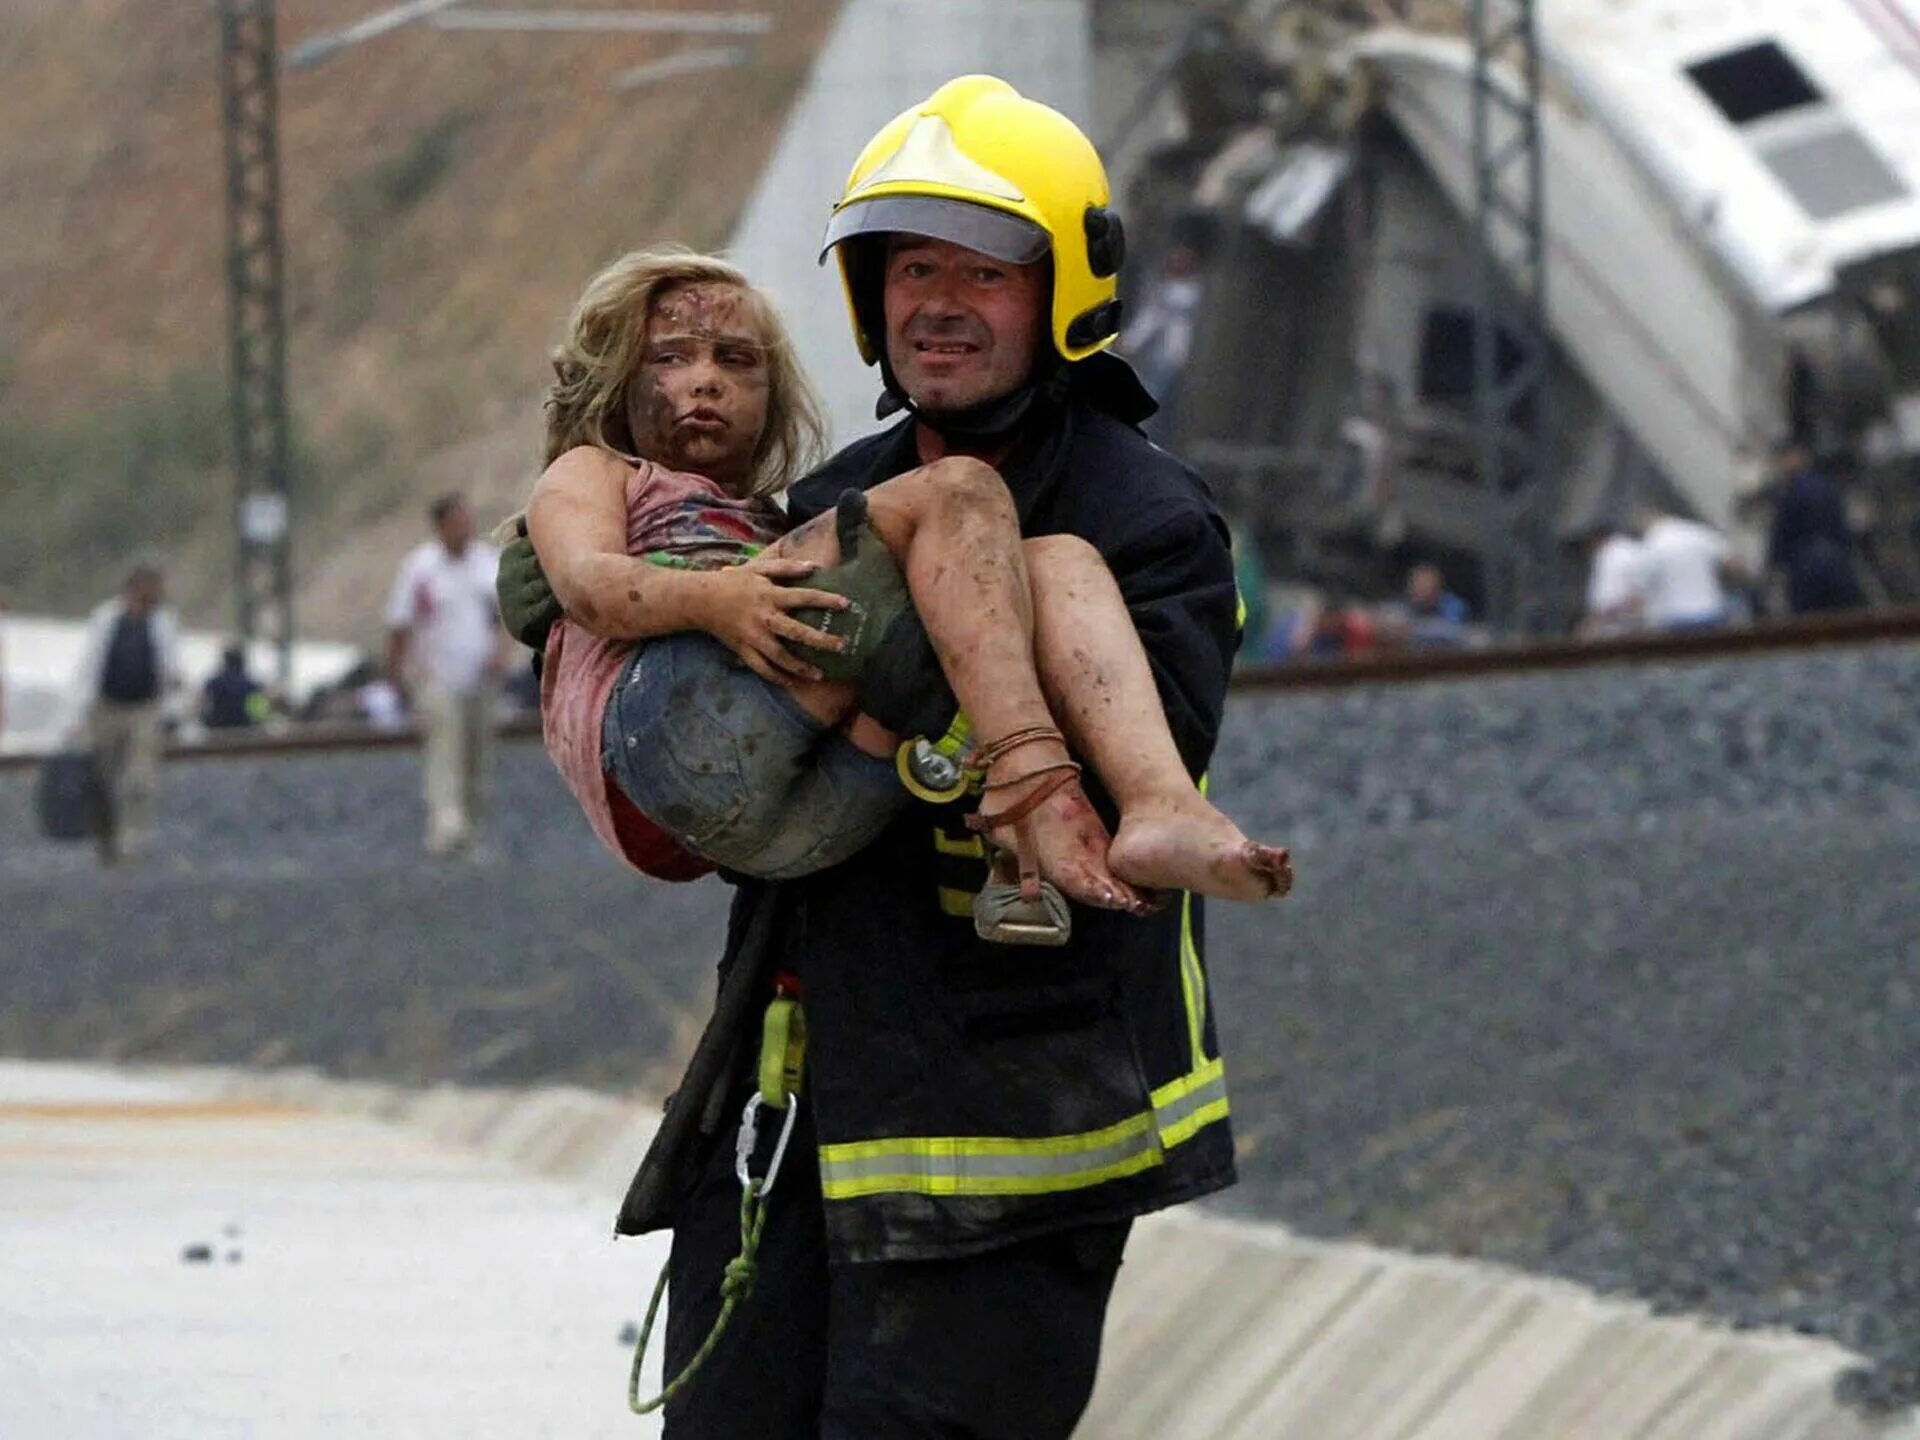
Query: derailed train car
xmin=1126 ymin=0 xmax=1920 ymax=608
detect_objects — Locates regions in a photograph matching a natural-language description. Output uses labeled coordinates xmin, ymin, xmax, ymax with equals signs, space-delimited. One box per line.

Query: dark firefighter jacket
xmin=617 ymin=382 xmax=1242 ymax=1264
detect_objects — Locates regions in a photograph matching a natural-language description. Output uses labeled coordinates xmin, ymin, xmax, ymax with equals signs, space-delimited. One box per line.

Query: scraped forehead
xmin=648 ymin=282 xmax=769 ymax=347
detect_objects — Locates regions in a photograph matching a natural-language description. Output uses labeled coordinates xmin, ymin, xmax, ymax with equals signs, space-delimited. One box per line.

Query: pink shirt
xmin=540 ymin=458 xmax=786 ymax=876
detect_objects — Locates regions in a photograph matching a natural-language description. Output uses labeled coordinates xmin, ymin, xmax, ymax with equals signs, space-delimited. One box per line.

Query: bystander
xmin=71 ymin=558 xmax=180 ymax=862
xmin=1578 ymin=520 xmax=1652 ymax=637
xmin=385 ymin=493 xmax=508 ymax=856
xmin=1765 ymin=441 xmax=1864 ymax=615
xmin=200 ymin=644 xmax=268 ymax=730
xmin=1388 ymin=563 xmax=1473 ymax=648
xmin=1635 ymin=506 xmax=1746 ymax=631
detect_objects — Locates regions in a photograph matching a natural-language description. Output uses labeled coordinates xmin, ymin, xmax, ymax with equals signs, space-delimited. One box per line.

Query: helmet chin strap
xmin=876 ymin=352 xmax=1069 ymax=448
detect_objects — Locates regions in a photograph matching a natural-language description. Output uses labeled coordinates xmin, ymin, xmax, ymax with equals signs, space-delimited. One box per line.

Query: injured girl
xmin=523 ymin=248 xmax=1290 ymax=944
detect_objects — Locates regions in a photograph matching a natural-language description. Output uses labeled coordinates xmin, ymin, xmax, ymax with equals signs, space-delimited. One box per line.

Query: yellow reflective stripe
xmin=1175 ymin=773 xmax=1212 ymax=1069
xmin=1234 ymin=583 xmax=1248 ymax=633
xmin=932 ymin=829 xmax=984 ymax=858
xmin=824 ymin=1112 xmax=1158 ymax=1199
xmin=1151 ymin=1055 xmax=1224 ymax=1120
xmin=1151 ymin=1057 xmax=1229 ymax=1149
xmin=1179 ymin=893 xmax=1206 ymax=1070
xmin=818 ymin=1058 xmax=1229 ymax=1201
xmin=821 ymin=1111 xmax=1153 ymax=1166
xmin=820 ymin=1149 xmax=1164 ymax=1199
xmin=1160 ymin=1095 xmax=1231 ymax=1151
xmin=937 ymin=885 xmax=975 ymax=918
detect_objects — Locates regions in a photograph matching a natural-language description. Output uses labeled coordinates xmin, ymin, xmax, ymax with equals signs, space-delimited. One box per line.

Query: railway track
xmin=3 ymin=604 xmax=1917 ymax=773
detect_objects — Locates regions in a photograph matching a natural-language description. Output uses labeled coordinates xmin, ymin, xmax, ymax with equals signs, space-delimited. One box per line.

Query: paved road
xmin=0 ymin=1062 xmax=670 ymax=1439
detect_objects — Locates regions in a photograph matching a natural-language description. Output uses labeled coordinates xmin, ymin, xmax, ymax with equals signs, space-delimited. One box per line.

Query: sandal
xmin=964 ymin=726 xmax=1082 ymax=948
xmin=973 ymin=870 xmax=1072 ymax=947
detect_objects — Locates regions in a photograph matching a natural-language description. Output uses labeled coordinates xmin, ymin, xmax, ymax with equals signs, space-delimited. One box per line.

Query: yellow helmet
xmin=820 ymin=75 xmax=1127 ymax=367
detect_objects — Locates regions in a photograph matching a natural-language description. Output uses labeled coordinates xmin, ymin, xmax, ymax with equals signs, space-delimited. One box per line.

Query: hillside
xmin=0 ymin=0 xmax=842 ymax=644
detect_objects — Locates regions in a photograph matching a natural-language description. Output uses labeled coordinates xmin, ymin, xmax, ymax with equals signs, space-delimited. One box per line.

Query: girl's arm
xmin=525 ymin=446 xmax=849 ymax=682
xmin=526 ymin=445 xmax=706 ymax=639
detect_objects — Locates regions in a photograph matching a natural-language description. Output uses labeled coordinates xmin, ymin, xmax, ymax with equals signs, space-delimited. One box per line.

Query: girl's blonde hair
xmin=542 ymin=248 xmax=826 ymax=499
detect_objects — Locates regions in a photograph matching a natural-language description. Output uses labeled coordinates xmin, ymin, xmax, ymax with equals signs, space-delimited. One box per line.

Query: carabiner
xmin=734 ymin=1091 xmax=802 ymax=1197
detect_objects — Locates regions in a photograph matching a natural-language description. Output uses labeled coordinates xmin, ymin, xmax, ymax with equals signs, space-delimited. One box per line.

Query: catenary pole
xmin=1470 ymin=0 xmax=1556 ymax=633
xmin=219 ymin=0 xmax=295 ymax=691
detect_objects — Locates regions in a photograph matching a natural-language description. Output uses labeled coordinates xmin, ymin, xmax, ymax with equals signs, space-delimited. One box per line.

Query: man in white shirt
xmin=72 ymin=558 xmax=183 ymax=861
xmin=385 ymin=493 xmax=506 ymax=856
xmin=1636 ymin=509 xmax=1746 ymax=630
xmin=1579 ymin=524 xmax=1652 ymax=636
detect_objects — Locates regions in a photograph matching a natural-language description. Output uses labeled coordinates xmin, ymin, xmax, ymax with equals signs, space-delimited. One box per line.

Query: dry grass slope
xmin=0 ymin=0 xmax=842 ymax=641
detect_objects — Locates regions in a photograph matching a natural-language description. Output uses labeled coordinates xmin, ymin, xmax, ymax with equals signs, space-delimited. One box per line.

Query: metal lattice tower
xmin=1469 ymin=0 xmax=1556 ymax=634
xmin=219 ymin=0 xmax=294 ymax=690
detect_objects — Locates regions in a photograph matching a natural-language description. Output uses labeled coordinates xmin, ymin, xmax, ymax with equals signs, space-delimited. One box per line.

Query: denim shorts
xmin=603 ymin=633 xmax=905 ymax=880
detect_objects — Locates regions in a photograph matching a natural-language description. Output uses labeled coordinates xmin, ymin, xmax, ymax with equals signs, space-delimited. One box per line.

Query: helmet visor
xmin=819 ymin=195 xmax=1050 ymax=266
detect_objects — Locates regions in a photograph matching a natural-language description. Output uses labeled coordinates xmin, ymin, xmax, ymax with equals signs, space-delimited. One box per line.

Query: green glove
xmin=495 ymin=516 xmax=564 ymax=651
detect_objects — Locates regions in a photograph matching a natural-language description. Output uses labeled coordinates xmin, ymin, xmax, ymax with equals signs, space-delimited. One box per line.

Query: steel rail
xmin=0 ymin=717 xmax=541 ymax=773
xmin=3 ymin=608 xmax=1918 ymax=773
xmin=1233 ymin=604 xmax=1920 ymax=691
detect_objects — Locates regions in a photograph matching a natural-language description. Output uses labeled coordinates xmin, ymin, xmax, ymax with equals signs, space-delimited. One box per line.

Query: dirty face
xmin=882 ymin=236 xmax=1047 ymax=415
xmin=625 ymin=282 xmax=771 ymax=492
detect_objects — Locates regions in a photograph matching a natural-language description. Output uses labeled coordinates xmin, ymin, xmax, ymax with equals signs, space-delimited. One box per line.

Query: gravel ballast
xmin=3 ymin=640 xmax=1917 ymax=1405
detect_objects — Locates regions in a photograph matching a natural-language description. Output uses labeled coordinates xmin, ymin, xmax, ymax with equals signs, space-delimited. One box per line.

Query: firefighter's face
xmin=882 ymin=236 xmax=1047 ymax=414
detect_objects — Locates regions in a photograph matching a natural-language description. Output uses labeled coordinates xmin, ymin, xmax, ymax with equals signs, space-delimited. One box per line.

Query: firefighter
xmin=506 ymin=75 xmax=1242 ymax=1439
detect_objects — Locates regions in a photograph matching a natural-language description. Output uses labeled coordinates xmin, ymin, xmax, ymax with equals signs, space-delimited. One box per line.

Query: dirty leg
xmin=1025 ymin=534 xmax=1292 ymax=904
xmin=763 ymin=462 xmax=1140 ymax=912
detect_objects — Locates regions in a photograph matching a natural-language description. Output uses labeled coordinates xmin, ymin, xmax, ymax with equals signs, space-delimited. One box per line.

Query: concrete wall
xmin=1090 ymin=1216 xmax=1906 ymax=1440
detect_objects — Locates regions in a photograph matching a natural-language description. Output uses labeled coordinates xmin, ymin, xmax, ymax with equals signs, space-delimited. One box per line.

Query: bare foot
xmin=1108 ymin=795 xmax=1294 ymax=903
xmin=976 ymin=768 xmax=1145 ymax=912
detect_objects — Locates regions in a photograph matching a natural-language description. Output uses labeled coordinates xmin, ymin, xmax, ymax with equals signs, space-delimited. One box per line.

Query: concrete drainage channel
xmin=164 ymin=1066 xmax=1916 ymax=1440
xmin=1085 ymin=1220 xmax=1907 ymax=1440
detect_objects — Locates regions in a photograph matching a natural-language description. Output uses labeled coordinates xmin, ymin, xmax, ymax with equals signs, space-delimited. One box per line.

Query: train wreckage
xmin=1119 ymin=0 xmax=1920 ymax=613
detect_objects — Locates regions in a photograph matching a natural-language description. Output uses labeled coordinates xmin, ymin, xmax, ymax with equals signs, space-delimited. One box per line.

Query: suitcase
xmin=35 ymin=750 xmax=104 ymax=842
